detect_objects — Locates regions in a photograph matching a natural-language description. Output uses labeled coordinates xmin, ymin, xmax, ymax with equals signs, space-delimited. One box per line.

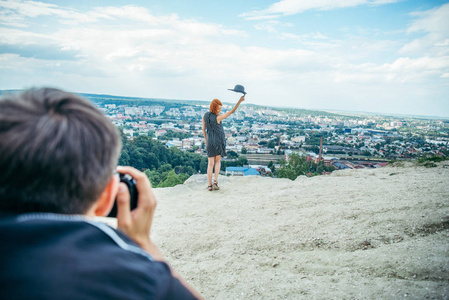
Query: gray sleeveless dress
xmin=204 ymin=111 xmax=226 ymax=157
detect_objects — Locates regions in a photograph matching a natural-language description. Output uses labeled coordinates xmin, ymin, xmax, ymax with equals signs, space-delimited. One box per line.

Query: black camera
xmin=107 ymin=173 xmax=138 ymax=218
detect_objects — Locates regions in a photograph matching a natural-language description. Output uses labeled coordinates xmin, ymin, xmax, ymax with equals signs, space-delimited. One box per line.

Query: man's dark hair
xmin=0 ymin=88 xmax=121 ymax=214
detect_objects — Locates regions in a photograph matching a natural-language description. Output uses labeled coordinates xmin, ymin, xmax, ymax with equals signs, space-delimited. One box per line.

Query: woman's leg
xmin=207 ymin=156 xmax=215 ymax=187
xmin=214 ymin=155 xmax=221 ymax=183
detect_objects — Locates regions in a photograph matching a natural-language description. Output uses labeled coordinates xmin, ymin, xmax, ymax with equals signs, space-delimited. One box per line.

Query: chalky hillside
xmin=143 ymin=161 xmax=449 ymax=299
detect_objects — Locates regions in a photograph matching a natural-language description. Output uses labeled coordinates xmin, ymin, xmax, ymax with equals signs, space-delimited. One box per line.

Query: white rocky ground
xmin=116 ymin=161 xmax=449 ymax=299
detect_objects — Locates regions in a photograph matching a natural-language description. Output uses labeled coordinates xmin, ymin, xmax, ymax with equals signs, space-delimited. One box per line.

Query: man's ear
xmin=93 ymin=175 xmax=119 ymax=217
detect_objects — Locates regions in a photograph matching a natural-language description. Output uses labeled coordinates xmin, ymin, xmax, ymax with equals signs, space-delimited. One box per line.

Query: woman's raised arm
xmin=217 ymin=96 xmax=245 ymax=123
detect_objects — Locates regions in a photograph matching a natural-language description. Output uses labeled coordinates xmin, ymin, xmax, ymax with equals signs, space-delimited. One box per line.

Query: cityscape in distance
xmin=84 ymin=92 xmax=449 ymax=172
xmin=2 ymin=89 xmax=448 ymax=175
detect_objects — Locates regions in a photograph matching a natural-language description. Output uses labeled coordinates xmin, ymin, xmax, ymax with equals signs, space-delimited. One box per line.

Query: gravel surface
xmin=124 ymin=162 xmax=449 ymax=299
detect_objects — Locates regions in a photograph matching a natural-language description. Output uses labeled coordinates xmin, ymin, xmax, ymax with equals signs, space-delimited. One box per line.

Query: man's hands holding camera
xmin=114 ymin=166 xmax=163 ymax=260
xmin=112 ymin=166 xmax=203 ymax=299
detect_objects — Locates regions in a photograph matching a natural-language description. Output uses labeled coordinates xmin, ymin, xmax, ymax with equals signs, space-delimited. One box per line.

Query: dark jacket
xmin=0 ymin=213 xmax=196 ymax=300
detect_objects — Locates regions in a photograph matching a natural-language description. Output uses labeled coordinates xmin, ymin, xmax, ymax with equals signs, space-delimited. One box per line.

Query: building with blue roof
xmin=332 ymin=162 xmax=351 ymax=170
xmin=225 ymin=167 xmax=260 ymax=176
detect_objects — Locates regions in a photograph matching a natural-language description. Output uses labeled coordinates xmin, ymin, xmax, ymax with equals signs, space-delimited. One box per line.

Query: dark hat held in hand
xmin=228 ymin=84 xmax=247 ymax=95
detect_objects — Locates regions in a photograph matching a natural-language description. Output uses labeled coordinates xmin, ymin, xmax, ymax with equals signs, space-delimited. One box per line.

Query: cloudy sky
xmin=1 ymin=0 xmax=448 ymax=117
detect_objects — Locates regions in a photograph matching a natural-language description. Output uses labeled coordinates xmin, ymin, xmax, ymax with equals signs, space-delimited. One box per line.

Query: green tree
xmin=145 ymin=152 xmax=160 ymax=169
xmin=119 ymin=133 xmax=210 ymax=187
xmin=241 ymin=147 xmax=247 ymax=154
xmin=277 ymin=153 xmax=334 ymax=180
xmin=199 ymin=159 xmax=208 ymax=174
xmin=362 ymin=150 xmax=372 ymax=156
xmin=144 ymin=169 xmax=162 ymax=186
xmin=129 ymin=147 xmax=147 ymax=170
xmin=267 ymin=161 xmax=276 ymax=176
xmin=158 ymin=163 xmax=173 ymax=173
xmin=157 ymin=170 xmax=189 ymax=188
xmin=175 ymin=165 xmax=195 ymax=175
xmin=237 ymin=156 xmax=248 ymax=166
xmin=159 ymin=130 xmax=192 ymax=140
xmin=118 ymin=150 xmax=130 ymax=165
xmin=220 ymin=155 xmax=248 ymax=171
xmin=227 ymin=150 xmax=239 ymax=159
xmin=277 ymin=153 xmax=308 ymax=180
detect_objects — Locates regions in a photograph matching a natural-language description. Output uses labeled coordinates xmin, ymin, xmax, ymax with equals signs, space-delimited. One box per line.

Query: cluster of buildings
xmin=97 ymin=100 xmax=448 ymax=175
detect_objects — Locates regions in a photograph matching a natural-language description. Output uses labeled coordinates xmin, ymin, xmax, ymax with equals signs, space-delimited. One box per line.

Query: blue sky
xmin=1 ymin=0 xmax=448 ymax=117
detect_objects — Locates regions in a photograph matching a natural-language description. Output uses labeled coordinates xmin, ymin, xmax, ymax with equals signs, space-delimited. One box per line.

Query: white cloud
xmin=240 ymin=0 xmax=399 ymax=20
xmin=0 ymin=2 xmax=246 ymax=75
xmin=401 ymin=3 xmax=449 ymax=56
xmin=407 ymin=3 xmax=449 ymax=35
xmin=0 ymin=27 xmax=53 ymax=45
xmin=0 ymin=0 xmax=61 ymax=18
xmin=254 ymin=20 xmax=294 ymax=34
xmin=332 ymin=56 xmax=449 ymax=84
xmin=0 ymin=1 xmax=448 ymax=117
xmin=0 ymin=0 xmax=107 ymax=27
xmin=95 ymin=5 xmax=162 ymax=24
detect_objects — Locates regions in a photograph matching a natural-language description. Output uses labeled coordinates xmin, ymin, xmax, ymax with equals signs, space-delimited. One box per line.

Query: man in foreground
xmin=0 ymin=88 xmax=202 ymax=299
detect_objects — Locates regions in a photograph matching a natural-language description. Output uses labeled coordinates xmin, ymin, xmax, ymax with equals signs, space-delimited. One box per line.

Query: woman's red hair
xmin=209 ymin=99 xmax=222 ymax=115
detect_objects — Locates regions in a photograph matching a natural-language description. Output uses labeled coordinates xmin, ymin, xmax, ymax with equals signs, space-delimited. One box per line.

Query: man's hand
xmin=114 ymin=166 xmax=203 ymax=298
xmin=115 ymin=166 xmax=161 ymax=258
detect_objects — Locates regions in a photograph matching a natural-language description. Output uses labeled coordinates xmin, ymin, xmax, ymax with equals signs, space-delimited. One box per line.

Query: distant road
xmin=336 ymin=156 xmax=389 ymax=162
xmin=242 ymin=154 xmax=389 ymax=165
xmin=243 ymin=154 xmax=284 ymax=165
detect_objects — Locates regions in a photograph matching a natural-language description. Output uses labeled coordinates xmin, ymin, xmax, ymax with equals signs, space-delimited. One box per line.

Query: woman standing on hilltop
xmin=202 ymin=96 xmax=245 ymax=191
